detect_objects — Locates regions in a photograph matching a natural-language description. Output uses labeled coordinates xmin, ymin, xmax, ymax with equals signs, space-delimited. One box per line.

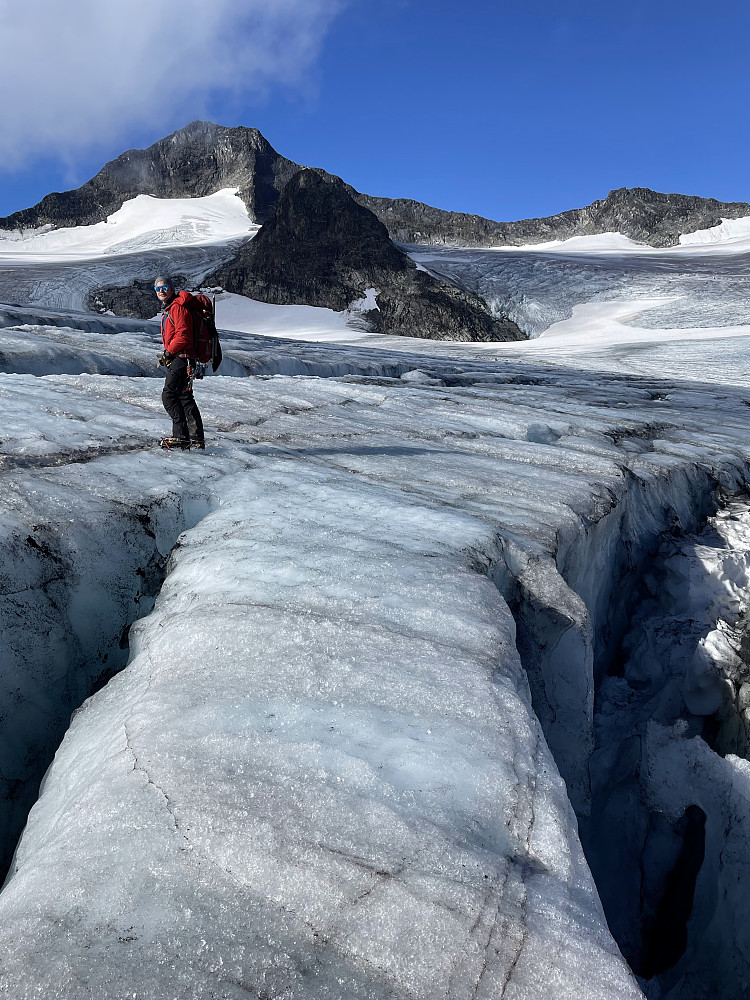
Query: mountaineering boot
xmin=159 ymin=437 xmax=191 ymax=451
xmin=191 ymin=440 xmax=206 ymax=450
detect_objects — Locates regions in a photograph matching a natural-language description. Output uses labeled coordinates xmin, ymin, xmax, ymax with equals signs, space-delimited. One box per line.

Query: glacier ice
xmin=408 ymin=244 xmax=750 ymax=338
xmin=0 ymin=314 xmax=748 ymax=996
xmin=0 ymin=450 xmax=644 ymax=999
xmin=0 ymin=218 xmax=750 ymax=996
xmin=581 ymin=495 xmax=750 ymax=997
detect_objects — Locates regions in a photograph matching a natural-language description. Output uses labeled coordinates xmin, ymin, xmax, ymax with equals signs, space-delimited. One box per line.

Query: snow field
xmin=0 ymin=189 xmax=255 ymax=261
xmin=481 ymin=215 xmax=750 ymax=255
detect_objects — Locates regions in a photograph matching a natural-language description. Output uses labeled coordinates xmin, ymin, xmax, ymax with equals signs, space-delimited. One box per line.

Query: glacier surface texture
xmin=1 ymin=201 xmax=750 ymax=999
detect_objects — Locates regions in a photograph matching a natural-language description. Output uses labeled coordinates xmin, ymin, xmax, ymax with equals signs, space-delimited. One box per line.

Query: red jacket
xmin=161 ymin=292 xmax=195 ymax=356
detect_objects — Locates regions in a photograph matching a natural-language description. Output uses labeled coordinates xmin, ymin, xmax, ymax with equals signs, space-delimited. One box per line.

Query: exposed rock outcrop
xmin=208 ymin=170 xmax=525 ymax=342
xmin=353 ymin=187 xmax=750 ymax=249
xmin=88 ymin=276 xmax=187 ymax=320
xmin=2 ymin=122 xmax=747 ymax=249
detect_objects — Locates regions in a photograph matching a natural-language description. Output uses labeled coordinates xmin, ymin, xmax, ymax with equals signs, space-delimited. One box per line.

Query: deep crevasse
xmin=0 ymin=451 xmax=250 ymax=881
xmin=580 ymin=495 xmax=750 ymax=999
xmin=0 ymin=459 xmax=644 ymax=1000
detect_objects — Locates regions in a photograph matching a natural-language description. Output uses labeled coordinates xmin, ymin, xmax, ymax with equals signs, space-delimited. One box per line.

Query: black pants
xmin=162 ymin=356 xmax=204 ymax=443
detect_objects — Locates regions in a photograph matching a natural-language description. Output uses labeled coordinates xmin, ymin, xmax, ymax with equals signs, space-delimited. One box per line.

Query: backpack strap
xmin=193 ymin=311 xmax=200 ymax=357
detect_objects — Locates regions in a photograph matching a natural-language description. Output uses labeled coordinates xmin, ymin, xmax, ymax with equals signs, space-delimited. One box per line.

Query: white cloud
xmin=0 ymin=0 xmax=344 ymax=170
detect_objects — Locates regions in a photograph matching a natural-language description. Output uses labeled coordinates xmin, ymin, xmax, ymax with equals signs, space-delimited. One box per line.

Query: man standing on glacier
xmin=154 ymin=275 xmax=205 ymax=450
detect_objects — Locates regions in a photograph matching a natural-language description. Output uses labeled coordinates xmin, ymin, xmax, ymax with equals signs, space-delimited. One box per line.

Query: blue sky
xmin=1 ymin=0 xmax=748 ymax=222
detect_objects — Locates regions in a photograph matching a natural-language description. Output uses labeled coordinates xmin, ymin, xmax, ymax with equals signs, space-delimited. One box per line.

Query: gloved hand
xmin=157 ymin=350 xmax=173 ymax=368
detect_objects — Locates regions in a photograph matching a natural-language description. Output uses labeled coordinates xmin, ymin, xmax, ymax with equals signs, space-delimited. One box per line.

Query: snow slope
xmin=0 ymin=189 xmax=255 ymax=260
xmin=492 ymin=232 xmax=652 ymax=253
xmin=0 ymin=190 xmax=253 ymax=312
xmin=679 ymin=215 xmax=750 ymax=249
xmin=486 ymin=216 xmax=750 ymax=255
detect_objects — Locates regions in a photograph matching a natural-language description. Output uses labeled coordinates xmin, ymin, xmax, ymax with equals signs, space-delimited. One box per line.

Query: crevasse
xmin=503 ymin=462 xmax=750 ymax=998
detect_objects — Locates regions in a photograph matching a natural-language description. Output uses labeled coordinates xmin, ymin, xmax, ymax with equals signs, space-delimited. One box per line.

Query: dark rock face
xmin=209 ymin=170 xmax=524 ymax=342
xmin=3 ymin=121 xmax=747 ymax=250
xmin=353 ymin=187 xmax=750 ymax=249
xmin=527 ymin=187 xmax=750 ymax=249
xmin=215 ymin=170 xmax=408 ymax=311
xmin=0 ymin=122 xmax=303 ymax=231
xmin=88 ymin=276 xmax=187 ymax=320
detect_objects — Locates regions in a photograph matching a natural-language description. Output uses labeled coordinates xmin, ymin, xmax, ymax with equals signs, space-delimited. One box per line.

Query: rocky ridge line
xmin=2 ymin=122 xmax=748 ymax=249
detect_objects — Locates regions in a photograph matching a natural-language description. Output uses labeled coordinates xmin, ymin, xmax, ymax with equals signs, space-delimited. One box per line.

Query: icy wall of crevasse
xmin=0 ymin=450 xmax=251 ymax=883
xmin=489 ymin=423 xmax=746 ymax=816
xmin=0 ymin=460 xmax=645 ymax=1000
xmin=575 ymin=495 xmax=750 ymax=999
xmin=490 ymin=447 xmax=750 ymax=997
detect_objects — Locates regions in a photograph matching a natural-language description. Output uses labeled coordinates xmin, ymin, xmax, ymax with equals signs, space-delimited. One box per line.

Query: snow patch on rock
xmin=0 ymin=189 xmax=254 ymax=261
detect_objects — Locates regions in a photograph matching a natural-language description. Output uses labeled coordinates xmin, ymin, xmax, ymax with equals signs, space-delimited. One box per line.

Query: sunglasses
xmin=154 ymin=284 xmax=170 ymax=292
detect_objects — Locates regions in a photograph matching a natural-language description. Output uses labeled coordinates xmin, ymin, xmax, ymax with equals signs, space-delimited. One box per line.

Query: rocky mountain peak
xmin=571 ymin=185 xmax=750 ymax=246
xmin=0 ymin=122 xmax=302 ymax=232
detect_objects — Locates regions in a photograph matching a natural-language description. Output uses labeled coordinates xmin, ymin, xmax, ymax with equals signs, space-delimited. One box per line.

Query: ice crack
xmin=0 ymin=441 xmax=152 ymax=473
xmin=123 ymin=723 xmax=183 ymax=840
xmin=0 ymin=574 xmax=67 ymax=599
xmin=497 ymin=870 xmax=529 ymax=999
